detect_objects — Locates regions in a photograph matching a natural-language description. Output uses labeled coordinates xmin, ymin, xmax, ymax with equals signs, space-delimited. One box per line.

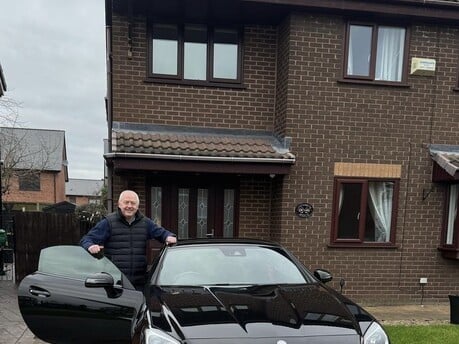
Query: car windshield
xmin=38 ymin=245 xmax=123 ymax=284
xmin=157 ymin=244 xmax=310 ymax=286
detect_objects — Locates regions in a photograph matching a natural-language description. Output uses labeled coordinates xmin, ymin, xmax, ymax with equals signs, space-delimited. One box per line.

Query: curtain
xmin=368 ymin=182 xmax=394 ymax=242
xmin=447 ymin=185 xmax=459 ymax=245
xmin=375 ymin=27 xmax=405 ymax=81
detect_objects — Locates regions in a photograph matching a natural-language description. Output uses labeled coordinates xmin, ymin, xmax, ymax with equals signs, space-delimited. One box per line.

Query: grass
xmin=385 ymin=324 xmax=459 ymax=344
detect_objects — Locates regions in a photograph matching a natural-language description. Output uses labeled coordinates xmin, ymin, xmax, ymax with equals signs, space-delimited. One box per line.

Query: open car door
xmin=18 ymin=246 xmax=145 ymax=344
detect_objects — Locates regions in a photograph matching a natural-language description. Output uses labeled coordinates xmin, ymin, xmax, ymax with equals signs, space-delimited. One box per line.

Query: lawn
xmin=385 ymin=324 xmax=459 ymax=344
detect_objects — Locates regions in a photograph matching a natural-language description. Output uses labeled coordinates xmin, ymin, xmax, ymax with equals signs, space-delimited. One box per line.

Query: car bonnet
xmin=147 ymin=283 xmax=364 ymax=341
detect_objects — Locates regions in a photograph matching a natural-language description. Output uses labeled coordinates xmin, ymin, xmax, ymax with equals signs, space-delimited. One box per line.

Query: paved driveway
xmin=0 ymin=263 xmax=46 ymax=344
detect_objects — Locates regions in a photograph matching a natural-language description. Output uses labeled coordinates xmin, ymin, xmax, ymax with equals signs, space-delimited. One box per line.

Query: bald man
xmin=80 ymin=190 xmax=176 ymax=289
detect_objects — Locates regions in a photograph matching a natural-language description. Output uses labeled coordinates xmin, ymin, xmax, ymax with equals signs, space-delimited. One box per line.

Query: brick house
xmin=104 ymin=0 xmax=459 ymax=303
xmin=66 ymin=178 xmax=104 ymax=206
xmin=0 ymin=128 xmax=68 ymax=211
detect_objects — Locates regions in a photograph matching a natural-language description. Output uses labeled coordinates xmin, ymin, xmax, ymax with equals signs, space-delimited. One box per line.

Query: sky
xmin=0 ymin=0 xmax=106 ymax=180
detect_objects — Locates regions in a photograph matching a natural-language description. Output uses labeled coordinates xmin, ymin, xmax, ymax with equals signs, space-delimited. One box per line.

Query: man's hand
xmin=165 ymin=236 xmax=177 ymax=245
xmin=88 ymin=244 xmax=103 ymax=254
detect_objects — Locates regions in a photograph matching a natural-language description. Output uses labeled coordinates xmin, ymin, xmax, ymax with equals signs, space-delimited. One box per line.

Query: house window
xmin=19 ymin=173 xmax=40 ymax=191
xmin=444 ymin=184 xmax=458 ymax=246
xmin=331 ymin=178 xmax=399 ymax=246
xmin=344 ymin=23 xmax=407 ymax=83
xmin=150 ymin=23 xmax=242 ymax=84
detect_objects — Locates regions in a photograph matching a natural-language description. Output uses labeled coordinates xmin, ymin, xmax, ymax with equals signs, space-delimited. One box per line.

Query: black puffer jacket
xmin=104 ymin=210 xmax=149 ymax=287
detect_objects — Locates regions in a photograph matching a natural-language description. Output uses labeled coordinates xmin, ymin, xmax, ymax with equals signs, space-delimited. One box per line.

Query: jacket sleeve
xmin=147 ymin=219 xmax=175 ymax=243
xmin=79 ymin=218 xmax=111 ymax=250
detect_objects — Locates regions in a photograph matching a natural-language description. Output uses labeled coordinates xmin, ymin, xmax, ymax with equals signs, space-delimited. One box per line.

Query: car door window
xmin=38 ymin=245 xmax=122 ymax=284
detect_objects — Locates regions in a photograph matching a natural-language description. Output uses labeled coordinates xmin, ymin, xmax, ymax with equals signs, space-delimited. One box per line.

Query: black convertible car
xmin=18 ymin=239 xmax=390 ymax=344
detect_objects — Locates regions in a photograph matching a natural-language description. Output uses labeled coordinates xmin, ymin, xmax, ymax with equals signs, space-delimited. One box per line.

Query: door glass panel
xmin=197 ymin=189 xmax=208 ymax=238
xmin=178 ymin=188 xmax=189 ymax=239
xmin=223 ymin=189 xmax=235 ymax=237
xmin=151 ymin=187 xmax=162 ymax=226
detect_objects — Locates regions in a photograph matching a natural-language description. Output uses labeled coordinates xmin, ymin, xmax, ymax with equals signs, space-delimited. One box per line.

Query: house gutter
xmin=104 ymin=152 xmax=296 ymax=164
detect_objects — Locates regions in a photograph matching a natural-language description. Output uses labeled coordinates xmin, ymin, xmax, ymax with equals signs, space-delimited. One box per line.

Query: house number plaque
xmin=295 ymin=203 xmax=313 ymax=218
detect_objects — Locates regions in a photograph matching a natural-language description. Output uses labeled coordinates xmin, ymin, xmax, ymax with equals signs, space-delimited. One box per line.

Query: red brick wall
xmin=4 ymin=171 xmax=65 ymax=206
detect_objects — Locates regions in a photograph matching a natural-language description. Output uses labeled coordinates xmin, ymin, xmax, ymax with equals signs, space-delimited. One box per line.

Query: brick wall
xmin=274 ymin=13 xmax=459 ymax=303
xmin=109 ymin=9 xmax=459 ymax=303
xmin=111 ymin=14 xmax=277 ymax=132
xmin=3 ymin=171 xmax=65 ymax=207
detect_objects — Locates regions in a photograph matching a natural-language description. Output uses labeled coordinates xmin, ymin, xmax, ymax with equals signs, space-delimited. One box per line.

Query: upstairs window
xmin=150 ymin=23 xmax=242 ymax=84
xmin=344 ymin=23 xmax=407 ymax=83
xmin=19 ymin=173 xmax=40 ymax=191
xmin=331 ymin=178 xmax=399 ymax=246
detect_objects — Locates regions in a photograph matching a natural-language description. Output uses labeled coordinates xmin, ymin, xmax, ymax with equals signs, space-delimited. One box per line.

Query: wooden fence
xmin=13 ymin=212 xmax=92 ymax=283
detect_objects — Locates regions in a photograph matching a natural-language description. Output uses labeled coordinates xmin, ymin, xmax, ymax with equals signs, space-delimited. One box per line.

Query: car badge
xmin=277 ymin=341 xmax=287 ymax=344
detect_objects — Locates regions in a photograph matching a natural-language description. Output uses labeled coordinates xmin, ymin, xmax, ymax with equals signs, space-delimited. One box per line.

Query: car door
xmin=17 ymin=245 xmax=145 ymax=344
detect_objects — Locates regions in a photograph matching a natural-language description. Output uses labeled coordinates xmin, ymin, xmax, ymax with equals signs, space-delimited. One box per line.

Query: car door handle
xmin=29 ymin=287 xmax=51 ymax=298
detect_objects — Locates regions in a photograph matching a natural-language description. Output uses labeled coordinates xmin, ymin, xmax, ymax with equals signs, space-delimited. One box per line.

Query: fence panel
xmin=14 ymin=212 xmax=91 ymax=283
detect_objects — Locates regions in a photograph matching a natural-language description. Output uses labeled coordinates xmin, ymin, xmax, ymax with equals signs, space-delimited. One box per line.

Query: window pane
xmin=19 ymin=173 xmax=40 ymax=191
xmin=184 ymin=42 xmax=207 ymax=80
xmin=184 ymin=25 xmax=207 ymax=80
xmin=197 ymin=189 xmax=208 ymax=238
xmin=178 ymin=188 xmax=189 ymax=239
xmin=213 ymin=28 xmax=238 ymax=80
xmin=223 ymin=189 xmax=235 ymax=237
xmin=367 ymin=181 xmax=394 ymax=242
xmin=337 ymin=183 xmax=362 ymax=239
xmin=447 ymin=185 xmax=459 ymax=245
xmin=152 ymin=24 xmax=178 ymax=75
xmin=375 ymin=27 xmax=405 ymax=81
xmin=213 ymin=43 xmax=238 ymax=79
xmin=151 ymin=186 xmax=162 ymax=226
xmin=347 ymin=25 xmax=372 ymax=77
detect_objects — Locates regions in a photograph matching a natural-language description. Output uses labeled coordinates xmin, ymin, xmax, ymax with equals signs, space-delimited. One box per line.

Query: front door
xmin=148 ymin=175 xmax=239 ymax=239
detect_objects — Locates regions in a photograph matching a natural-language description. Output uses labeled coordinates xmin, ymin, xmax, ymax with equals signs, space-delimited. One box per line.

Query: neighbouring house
xmin=104 ymin=0 xmax=459 ymax=304
xmin=0 ymin=127 xmax=68 ymax=211
xmin=65 ymin=178 xmax=104 ymax=206
xmin=0 ymin=62 xmax=6 ymax=97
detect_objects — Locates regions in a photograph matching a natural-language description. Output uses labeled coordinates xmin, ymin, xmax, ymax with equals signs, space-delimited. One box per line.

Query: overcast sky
xmin=0 ymin=0 xmax=106 ymax=180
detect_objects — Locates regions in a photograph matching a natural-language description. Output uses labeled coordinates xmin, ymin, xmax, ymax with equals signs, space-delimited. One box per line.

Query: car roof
xmin=173 ymin=238 xmax=282 ymax=248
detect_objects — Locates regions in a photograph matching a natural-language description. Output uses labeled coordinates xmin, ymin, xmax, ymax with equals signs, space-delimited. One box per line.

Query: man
xmin=80 ymin=190 xmax=176 ymax=289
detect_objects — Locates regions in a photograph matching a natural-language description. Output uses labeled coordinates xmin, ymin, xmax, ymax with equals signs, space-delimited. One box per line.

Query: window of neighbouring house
xmin=331 ymin=178 xmax=399 ymax=246
xmin=18 ymin=173 xmax=40 ymax=191
xmin=150 ymin=23 xmax=242 ymax=84
xmin=344 ymin=23 xmax=407 ymax=83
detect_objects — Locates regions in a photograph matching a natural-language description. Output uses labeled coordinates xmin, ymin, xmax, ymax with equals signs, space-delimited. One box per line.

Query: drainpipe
xmin=105 ymin=0 xmax=114 ymax=212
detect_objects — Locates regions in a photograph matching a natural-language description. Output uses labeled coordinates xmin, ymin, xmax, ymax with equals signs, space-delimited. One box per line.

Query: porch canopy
xmin=429 ymin=144 xmax=459 ymax=182
xmin=104 ymin=123 xmax=295 ymax=175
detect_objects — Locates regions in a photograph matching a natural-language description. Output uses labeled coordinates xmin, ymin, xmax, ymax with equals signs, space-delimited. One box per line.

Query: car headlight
xmin=363 ymin=322 xmax=389 ymax=344
xmin=145 ymin=328 xmax=181 ymax=344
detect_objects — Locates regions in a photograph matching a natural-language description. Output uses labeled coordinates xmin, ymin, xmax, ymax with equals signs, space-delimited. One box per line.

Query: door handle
xmin=29 ymin=287 xmax=51 ymax=298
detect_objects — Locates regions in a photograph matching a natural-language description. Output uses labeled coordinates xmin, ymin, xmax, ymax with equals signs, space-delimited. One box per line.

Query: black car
xmin=18 ymin=239 xmax=390 ymax=344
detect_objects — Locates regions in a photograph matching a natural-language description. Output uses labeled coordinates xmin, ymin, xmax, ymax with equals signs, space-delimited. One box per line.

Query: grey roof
xmin=0 ymin=127 xmax=67 ymax=171
xmin=66 ymin=178 xmax=104 ymax=197
xmin=429 ymin=144 xmax=459 ymax=177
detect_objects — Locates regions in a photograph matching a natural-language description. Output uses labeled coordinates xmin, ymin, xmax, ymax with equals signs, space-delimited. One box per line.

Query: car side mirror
xmin=314 ymin=269 xmax=333 ymax=283
xmin=85 ymin=272 xmax=115 ymax=288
